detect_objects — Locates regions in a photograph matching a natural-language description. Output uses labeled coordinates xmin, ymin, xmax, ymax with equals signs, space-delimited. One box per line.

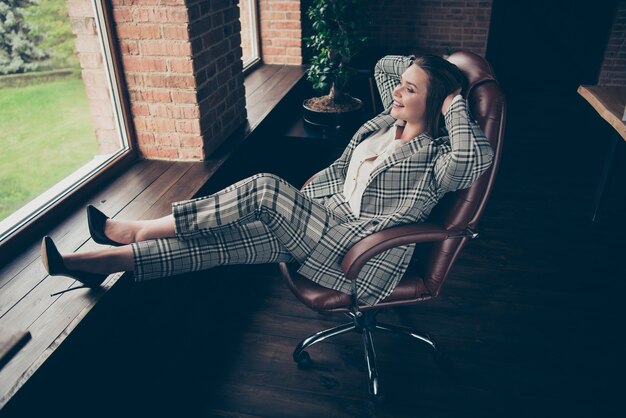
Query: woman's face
xmin=390 ymin=64 xmax=429 ymax=125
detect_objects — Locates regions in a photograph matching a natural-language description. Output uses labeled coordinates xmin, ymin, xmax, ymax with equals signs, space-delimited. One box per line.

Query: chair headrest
xmin=446 ymin=50 xmax=497 ymax=97
xmin=428 ymin=49 xmax=505 ymax=231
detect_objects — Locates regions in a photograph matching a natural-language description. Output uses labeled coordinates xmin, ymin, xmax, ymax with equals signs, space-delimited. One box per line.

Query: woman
xmin=42 ymin=54 xmax=494 ymax=305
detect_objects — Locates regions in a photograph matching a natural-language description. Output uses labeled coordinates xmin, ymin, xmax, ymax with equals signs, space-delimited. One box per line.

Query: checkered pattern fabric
xmin=298 ymin=55 xmax=494 ymax=305
xmin=132 ymin=173 xmax=351 ymax=282
xmin=133 ymin=55 xmax=494 ymax=306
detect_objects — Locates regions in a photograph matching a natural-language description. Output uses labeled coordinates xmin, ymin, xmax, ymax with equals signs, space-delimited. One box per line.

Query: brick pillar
xmin=189 ymin=0 xmax=248 ymax=158
xmin=110 ymin=0 xmax=246 ymax=160
xmin=259 ymin=0 xmax=302 ymax=64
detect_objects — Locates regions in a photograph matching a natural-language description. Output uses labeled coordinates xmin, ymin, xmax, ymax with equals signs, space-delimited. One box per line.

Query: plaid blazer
xmin=298 ymin=55 xmax=494 ymax=305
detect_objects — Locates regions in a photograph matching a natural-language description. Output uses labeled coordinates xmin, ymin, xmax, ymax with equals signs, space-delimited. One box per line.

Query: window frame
xmin=0 ymin=0 xmax=137 ymax=266
xmin=241 ymin=0 xmax=262 ymax=73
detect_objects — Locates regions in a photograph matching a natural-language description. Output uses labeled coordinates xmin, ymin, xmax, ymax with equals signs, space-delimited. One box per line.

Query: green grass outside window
xmin=0 ymin=77 xmax=98 ymax=221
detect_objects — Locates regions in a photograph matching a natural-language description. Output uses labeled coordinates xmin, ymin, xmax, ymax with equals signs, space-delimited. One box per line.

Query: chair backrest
xmin=418 ymin=50 xmax=506 ymax=296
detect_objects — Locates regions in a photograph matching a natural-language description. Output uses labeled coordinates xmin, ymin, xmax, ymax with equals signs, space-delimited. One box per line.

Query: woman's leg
xmin=62 ymin=245 xmax=135 ymax=274
xmin=101 ymin=173 xmax=342 ymax=247
xmin=60 ymin=220 xmax=297 ymax=279
xmin=132 ymin=221 xmax=297 ymax=282
xmin=172 ymin=173 xmax=348 ymax=258
xmin=50 ymin=173 xmax=344 ymax=280
xmin=132 ymin=173 xmax=347 ymax=282
xmin=103 ymin=214 xmax=176 ymax=245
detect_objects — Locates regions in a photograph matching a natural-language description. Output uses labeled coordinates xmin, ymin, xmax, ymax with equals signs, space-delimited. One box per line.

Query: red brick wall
xmin=68 ymin=0 xmax=246 ymax=161
xmin=68 ymin=0 xmax=623 ymax=163
xmin=599 ymin=1 xmax=626 ymax=86
xmin=187 ymin=0 xmax=247 ymax=158
xmin=259 ymin=0 xmax=302 ymax=64
xmin=112 ymin=0 xmax=194 ymax=160
xmin=113 ymin=0 xmax=246 ymax=160
xmin=70 ymin=0 xmax=499 ymax=162
xmin=364 ymin=0 xmax=494 ymax=56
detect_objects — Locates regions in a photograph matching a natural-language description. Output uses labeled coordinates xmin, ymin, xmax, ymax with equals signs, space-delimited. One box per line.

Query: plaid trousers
xmin=131 ymin=173 xmax=351 ymax=282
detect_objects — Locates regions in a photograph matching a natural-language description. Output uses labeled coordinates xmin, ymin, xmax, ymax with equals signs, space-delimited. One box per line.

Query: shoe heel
xmin=50 ymin=285 xmax=88 ymax=297
xmin=41 ymin=235 xmax=108 ymax=296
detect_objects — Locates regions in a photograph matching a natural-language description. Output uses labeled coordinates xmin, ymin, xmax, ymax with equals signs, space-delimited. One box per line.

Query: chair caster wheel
xmin=295 ymin=351 xmax=312 ymax=369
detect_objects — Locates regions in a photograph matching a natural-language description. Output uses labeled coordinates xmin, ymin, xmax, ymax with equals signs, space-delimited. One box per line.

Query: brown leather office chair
xmin=279 ymin=50 xmax=506 ymax=400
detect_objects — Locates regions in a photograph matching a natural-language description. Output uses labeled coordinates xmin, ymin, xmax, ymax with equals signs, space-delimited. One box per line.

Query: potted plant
xmin=302 ymin=0 xmax=368 ymax=127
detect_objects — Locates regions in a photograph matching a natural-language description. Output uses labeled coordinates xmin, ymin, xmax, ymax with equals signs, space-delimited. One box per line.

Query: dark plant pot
xmin=302 ymin=98 xmax=364 ymax=128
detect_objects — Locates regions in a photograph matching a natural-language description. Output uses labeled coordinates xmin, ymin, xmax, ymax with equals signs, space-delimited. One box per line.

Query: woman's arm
xmin=303 ymin=55 xmax=415 ymax=198
xmin=374 ymin=55 xmax=414 ymax=110
xmin=433 ymin=95 xmax=494 ymax=192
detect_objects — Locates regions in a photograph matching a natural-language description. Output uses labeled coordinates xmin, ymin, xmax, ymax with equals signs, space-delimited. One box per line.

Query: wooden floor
xmin=0 ymin=65 xmax=305 ymax=409
xmin=2 ymin=91 xmax=625 ymax=418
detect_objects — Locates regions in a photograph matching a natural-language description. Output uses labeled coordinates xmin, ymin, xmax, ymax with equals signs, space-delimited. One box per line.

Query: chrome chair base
xmin=292 ymin=310 xmax=438 ymax=399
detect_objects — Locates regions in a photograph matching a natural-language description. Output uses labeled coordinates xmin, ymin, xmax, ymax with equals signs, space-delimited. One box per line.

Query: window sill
xmin=0 ymin=150 xmax=128 ymax=242
xmin=0 ymin=64 xmax=305 ymax=409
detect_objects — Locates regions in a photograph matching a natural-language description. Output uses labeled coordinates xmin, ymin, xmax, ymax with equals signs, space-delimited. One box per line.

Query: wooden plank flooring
xmin=2 ymin=89 xmax=625 ymax=417
xmin=0 ymin=65 xmax=305 ymax=410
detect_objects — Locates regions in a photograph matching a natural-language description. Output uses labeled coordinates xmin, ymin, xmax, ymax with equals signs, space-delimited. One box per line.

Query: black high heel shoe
xmin=41 ymin=236 xmax=108 ymax=296
xmin=87 ymin=205 xmax=123 ymax=246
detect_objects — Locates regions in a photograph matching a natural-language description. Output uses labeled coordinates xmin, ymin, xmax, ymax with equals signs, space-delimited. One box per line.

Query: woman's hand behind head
xmin=441 ymin=88 xmax=462 ymax=115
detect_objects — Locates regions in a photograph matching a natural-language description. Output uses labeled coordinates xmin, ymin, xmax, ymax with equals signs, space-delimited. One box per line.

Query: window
xmin=0 ymin=0 xmax=132 ymax=242
xmin=239 ymin=0 xmax=261 ymax=69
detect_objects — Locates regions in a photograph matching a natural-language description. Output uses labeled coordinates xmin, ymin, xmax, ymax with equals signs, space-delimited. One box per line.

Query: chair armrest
xmin=341 ymin=223 xmax=449 ymax=281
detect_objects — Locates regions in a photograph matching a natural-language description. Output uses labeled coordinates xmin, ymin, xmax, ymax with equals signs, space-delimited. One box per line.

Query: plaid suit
xmin=132 ymin=173 xmax=351 ymax=281
xmin=297 ymin=55 xmax=494 ymax=304
xmin=133 ymin=55 xmax=493 ymax=306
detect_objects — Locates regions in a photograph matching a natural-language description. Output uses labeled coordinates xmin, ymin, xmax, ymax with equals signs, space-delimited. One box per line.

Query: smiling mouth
xmin=393 ymin=101 xmax=404 ymax=108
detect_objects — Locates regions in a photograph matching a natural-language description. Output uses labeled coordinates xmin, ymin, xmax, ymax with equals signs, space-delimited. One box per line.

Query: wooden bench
xmin=0 ymin=65 xmax=305 ymax=408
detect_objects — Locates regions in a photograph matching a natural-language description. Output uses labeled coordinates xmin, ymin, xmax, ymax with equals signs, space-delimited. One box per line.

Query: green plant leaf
xmin=304 ymin=0 xmax=369 ymax=102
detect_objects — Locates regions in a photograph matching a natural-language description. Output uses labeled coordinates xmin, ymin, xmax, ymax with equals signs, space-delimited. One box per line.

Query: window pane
xmin=0 ymin=0 xmax=129 ymax=239
xmin=239 ymin=0 xmax=260 ymax=68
